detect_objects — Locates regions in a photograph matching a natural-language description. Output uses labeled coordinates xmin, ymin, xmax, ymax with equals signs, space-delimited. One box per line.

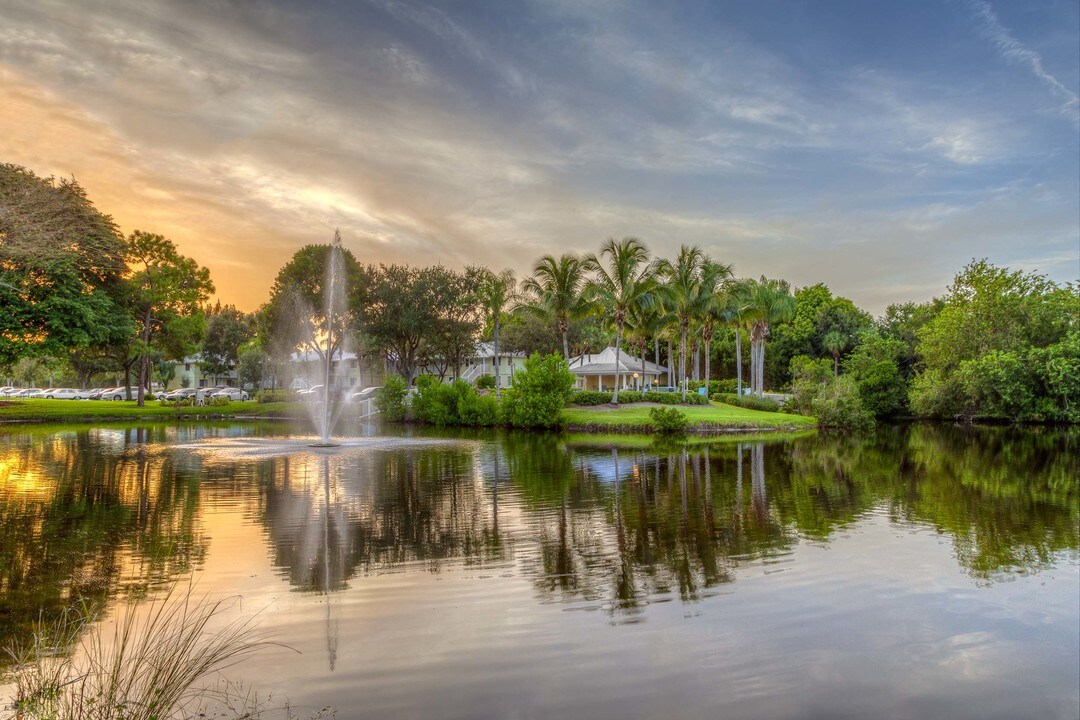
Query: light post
xmin=633 ymin=372 xmax=639 ymax=393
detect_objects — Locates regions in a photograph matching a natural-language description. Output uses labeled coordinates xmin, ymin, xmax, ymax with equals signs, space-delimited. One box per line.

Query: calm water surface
xmin=0 ymin=422 xmax=1077 ymax=719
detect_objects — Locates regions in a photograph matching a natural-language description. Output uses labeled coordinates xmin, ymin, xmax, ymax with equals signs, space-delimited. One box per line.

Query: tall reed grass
xmin=2 ymin=584 xmax=323 ymax=719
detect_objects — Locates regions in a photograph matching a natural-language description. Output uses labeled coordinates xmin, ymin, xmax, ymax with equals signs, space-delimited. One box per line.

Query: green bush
xmin=687 ymin=379 xmax=737 ymax=395
xmin=714 ymin=393 xmax=781 ymax=413
xmin=649 ymin=406 xmax=689 ymax=435
xmin=810 ymin=375 xmax=874 ymax=430
xmin=568 ymin=390 xmax=614 ymax=405
xmin=458 ymin=391 xmax=501 ymax=426
xmin=411 ymin=375 xmax=468 ymax=426
xmin=257 ymin=389 xmax=291 ymax=403
xmin=474 ymin=374 xmax=497 ymax=390
xmin=642 ymin=390 xmax=708 ymax=405
xmin=503 ymin=352 xmax=576 ymax=428
xmin=375 ymin=374 xmax=409 ymax=422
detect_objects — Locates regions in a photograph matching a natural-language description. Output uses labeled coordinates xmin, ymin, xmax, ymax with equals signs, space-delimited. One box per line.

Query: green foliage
xmin=503 ymin=352 xmax=576 ymax=428
xmin=713 ymin=393 xmax=782 ymax=412
xmin=375 ymin=374 xmax=409 ymax=422
xmin=649 ymin=406 xmax=689 ymax=435
xmin=0 ymin=164 xmax=133 ymax=364
xmin=806 ymin=375 xmax=874 ymax=430
xmin=411 ymin=375 xmax=474 ymax=427
xmin=910 ymin=261 xmax=1079 ymax=421
xmin=688 ymin=379 xmax=738 ymax=395
xmin=200 ymin=305 xmax=253 ymax=380
xmin=568 ymin=389 xmax=709 ymax=406
xmin=843 ymin=332 xmax=908 ymax=417
xmin=457 ymin=390 xmax=501 ymax=426
xmin=237 ymin=342 xmax=265 ymax=391
xmin=475 ymin=373 xmax=497 ymax=390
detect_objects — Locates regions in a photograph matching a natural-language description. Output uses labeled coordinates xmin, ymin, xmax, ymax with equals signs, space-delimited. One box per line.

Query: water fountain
xmin=308 ymin=235 xmax=348 ymax=447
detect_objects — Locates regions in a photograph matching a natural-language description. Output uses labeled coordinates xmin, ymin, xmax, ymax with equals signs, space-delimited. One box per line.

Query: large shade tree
xmin=0 ymin=163 xmax=133 ymax=366
xmin=126 ymin=231 xmax=214 ymax=406
xmin=264 ymin=234 xmax=368 ymax=382
xmin=583 ymin=237 xmax=656 ymax=404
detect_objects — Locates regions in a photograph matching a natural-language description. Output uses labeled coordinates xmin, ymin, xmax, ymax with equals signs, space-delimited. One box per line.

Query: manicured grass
xmin=563 ymin=429 xmax=817 ymax=449
xmin=0 ymin=398 xmax=299 ymax=422
xmin=562 ymin=401 xmax=816 ymax=433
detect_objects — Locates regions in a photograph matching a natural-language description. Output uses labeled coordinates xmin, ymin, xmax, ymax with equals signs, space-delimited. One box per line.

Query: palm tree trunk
xmin=494 ymin=315 xmax=502 ymax=400
xmin=680 ymin=323 xmax=688 ymax=402
xmin=640 ymin=341 xmax=647 ymax=395
xmin=667 ymin=338 xmax=674 ymax=386
xmin=704 ymin=336 xmax=711 ymax=393
xmin=560 ymin=316 xmax=569 ymax=361
xmin=735 ymin=326 xmax=743 ymax=397
xmin=612 ymin=323 xmax=623 ymax=404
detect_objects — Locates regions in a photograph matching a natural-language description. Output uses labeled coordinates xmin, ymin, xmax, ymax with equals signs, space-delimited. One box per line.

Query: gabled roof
xmin=567 ymin=347 xmax=668 ymax=375
xmin=472 ymin=342 xmax=527 ymax=359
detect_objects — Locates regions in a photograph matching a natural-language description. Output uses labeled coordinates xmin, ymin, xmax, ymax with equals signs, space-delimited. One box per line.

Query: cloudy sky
xmin=1 ymin=0 xmax=1077 ymax=314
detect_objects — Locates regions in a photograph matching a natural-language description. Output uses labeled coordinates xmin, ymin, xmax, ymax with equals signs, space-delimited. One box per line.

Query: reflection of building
xmin=567 ymin=347 xmax=669 ymax=391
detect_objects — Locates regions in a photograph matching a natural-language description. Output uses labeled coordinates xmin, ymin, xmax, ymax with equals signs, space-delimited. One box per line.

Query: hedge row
xmin=569 ymin=390 xmax=709 ymax=406
xmin=712 ymin=393 xmax=782 ymax=413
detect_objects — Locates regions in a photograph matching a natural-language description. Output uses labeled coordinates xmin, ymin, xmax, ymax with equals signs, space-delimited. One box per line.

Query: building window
xmin=185 ymin=363 xmax=190 ymax=371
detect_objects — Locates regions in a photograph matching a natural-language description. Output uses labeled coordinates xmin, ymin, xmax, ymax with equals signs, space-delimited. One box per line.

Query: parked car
xmin=0 ymin=387 xmax=15 ymax=396
xmin=163 ymin=388 xmax=207 ymax=402
xmin=9 ymin=389 xmax=33 ymax=398
xmin=297 ymin=385 xmax=326 ymax=401
xmin=348 ymin=387 xmax=378 ymax=403
xmin=101 ymin=387 xmax=135 ymax=401
xmin=209 ymin=387 xmax=250 ymax=402
xmin=24 ymin=389 xmax=48 ymax=399
xmin=43 ymin=388 xmax=88 ymax=400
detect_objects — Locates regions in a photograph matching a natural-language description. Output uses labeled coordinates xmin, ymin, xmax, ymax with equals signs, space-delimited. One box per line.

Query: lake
xmin=0 ymin=422 xmax=1077 ymax=719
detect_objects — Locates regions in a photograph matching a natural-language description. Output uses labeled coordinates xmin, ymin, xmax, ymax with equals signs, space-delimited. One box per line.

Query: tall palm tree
xmin=583 ymin=237 xmax=656 ymax=404
xmin=625 ymin=289 xmax=667 ymax=394
xmin=519 ymin=253 xmax=590 ymax=360
xmin=656 ymin=247 xmax=732 ymax=401
xmin=477 ymin=268 xmax=517 ymax=399
xmin=697 ymin=260 xmax=734 ymax=391
xmin=742 ymin=277 xmax=795 ymax=396
xmin=717 ymin=280 xmax=749 ymax=396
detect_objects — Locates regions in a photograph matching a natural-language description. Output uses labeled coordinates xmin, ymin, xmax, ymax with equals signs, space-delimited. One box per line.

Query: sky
xmin=0 ymin=0 xmax=1077 ymax=315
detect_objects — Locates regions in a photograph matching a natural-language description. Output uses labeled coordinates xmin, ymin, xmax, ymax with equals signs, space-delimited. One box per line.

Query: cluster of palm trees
xmin=509 ymin=237 xmax=797 ymax=404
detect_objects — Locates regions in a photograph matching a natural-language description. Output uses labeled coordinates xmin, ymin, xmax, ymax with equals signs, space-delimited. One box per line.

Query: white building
xmin=567 ymin=347 xmax=669 ymax=392
xmin=456 ymin=342 xmax=527 ymax=389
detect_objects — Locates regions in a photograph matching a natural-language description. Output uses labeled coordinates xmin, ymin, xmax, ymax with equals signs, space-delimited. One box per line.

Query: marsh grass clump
xmin=3 ymin=585 xmax=280 ymax=720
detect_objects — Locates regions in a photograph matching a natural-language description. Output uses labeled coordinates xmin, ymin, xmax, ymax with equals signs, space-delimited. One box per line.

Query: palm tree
xmin=823 ymin=330 xmax=847 ymax=376
xmin=519 ymin=254 xmax=590 ymax=360
xmin=656 ymin=247 xmax=732 ymax=401
xmin=625 ymin=290 xmax=667 ymax=394
xmin=583 ymin=237 xmax=656 ymax=404
xmin=477 ymin=268 xmax=517 ymax=399
xmin=697 ymin=260 xmax=734 ymax=391
xmin=717 ymin=280 xmax=749 ymax=396
xmin=741 ymin=277 xmax=795 ymax=396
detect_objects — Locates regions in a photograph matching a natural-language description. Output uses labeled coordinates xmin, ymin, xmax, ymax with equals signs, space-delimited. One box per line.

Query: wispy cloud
xmin=963 ymin=0 xmax=1080 ymax=128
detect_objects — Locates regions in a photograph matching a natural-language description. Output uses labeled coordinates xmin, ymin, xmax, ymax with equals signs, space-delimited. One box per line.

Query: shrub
xmin=568 ymin=390 xmax=614 ymax=406
xmin=649 ymin=406 xmax=689 ymax=435
xmin=474 ymin=374 xmax=497 ymax=390
xmin=810 ymin=375 xmax=874 ymax=430
xmin=714 ymin=393 xmax=781 ymax=413
xmin=375 ymin=374 xmax=409 ymax=422
xmin=503 ymin=352 xmax=576 ymax=428
xmin=642 ymin=390 xmax=708 ymax=406
xmin=688 ymin=379 xmax=737 ymax=395
xmin=458 ymin=391 xmax=501 ymax=426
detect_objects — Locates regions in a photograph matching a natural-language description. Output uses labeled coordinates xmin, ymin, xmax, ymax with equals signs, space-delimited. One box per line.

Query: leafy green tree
xmin=0 ymin=163 xmax=133 ymax=365
xmin=503 ymin=352 xmax=576 ymax=428
xmin=126 ymin=231 xmax=214 ymax=406
xmin=265 ymin=235 xmax=367 ymax=379
xmin=199 ymin=304 xmax=253 ymax=384
xmin=237 ymin=341 xmax=267 ymax=393
xmin=822 ymin=331 xmax=846 ymax=376
xmin=878 ymin=299 xmax=944 ymax=380
xmin=375 ymin=373 xmax=409 ymax=421
xmin=843 ymin=332 xmax=907 ymax=417
xmin=912 ymin=260 xmax=1078 ymax=419
xmin=583 ymin=238 xmax=656 ymax=404
xmin=519 ymin=253 xmax=591 ymax=360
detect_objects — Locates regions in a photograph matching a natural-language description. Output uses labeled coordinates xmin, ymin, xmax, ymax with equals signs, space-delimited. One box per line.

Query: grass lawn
xmin=562 ymin=401 xmax=816 ymax=433
xmin=0 ymin=398 xmax=299 ymax=423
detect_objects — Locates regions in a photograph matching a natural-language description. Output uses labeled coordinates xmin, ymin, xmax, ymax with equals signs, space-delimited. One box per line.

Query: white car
xmin=43 ymin=388 xmax=88 ymax=400
xmin=210 ymin=387 xmax=250 ymax=402
xmin=348 ymin=387 xmax=378 ymax=403
xmin=102 ymin=387 xmax=135 ymax=401
xmin=24 ymin=389 xmax=48 ymax=399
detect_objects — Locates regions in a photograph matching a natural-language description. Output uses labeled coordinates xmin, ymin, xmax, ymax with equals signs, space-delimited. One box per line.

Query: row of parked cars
xmin=0 ymin=386 xmax=251 ymax=402
xmin=296 ymin=385 xmax=378 ymax=403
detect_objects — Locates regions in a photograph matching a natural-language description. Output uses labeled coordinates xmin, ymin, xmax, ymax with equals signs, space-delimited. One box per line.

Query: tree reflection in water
xmin=0 ymin=422 xmax=1075 ymax=660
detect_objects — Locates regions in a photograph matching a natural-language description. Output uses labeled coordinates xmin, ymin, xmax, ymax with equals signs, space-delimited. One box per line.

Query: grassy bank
xmin=563 ymin=401 xmax=816 ymax=434
xmin=0 ymin=398 xmax=299 ymax=423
